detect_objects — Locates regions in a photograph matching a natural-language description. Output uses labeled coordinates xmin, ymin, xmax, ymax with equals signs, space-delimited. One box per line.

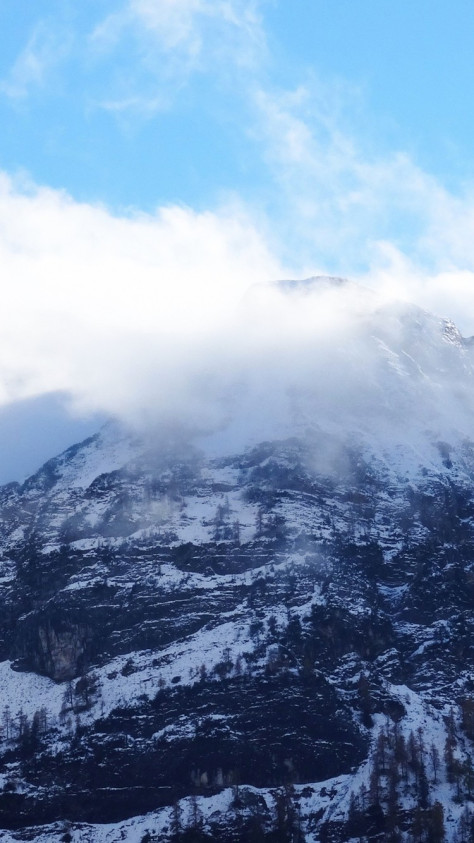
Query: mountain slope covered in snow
xmin=0 ymin=288 xmax=474 ymax=841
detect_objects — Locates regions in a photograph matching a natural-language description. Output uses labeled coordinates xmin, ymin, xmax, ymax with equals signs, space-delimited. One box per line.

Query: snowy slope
xmin=0 ymin=292 xmax=473 ymax=841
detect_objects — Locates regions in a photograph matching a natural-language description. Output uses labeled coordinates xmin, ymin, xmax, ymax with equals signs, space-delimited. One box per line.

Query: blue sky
xmin=2 ymin=0 xmax=474 ymax=209
xmin=1 ymin=0 xmax=474 ymax=262
xmin=2 ymin=0 xmax=474 ymax=480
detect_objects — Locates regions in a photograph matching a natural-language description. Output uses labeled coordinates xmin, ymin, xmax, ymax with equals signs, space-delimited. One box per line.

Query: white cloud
xmin=0 ymin=174 xmax=285 ymax=425
xmin=3 ymin=171 xmax=474 ymax=459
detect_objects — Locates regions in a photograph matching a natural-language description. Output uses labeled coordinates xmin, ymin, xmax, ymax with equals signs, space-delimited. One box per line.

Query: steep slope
xmin=0 ymin=294 xmax=474 ymax=841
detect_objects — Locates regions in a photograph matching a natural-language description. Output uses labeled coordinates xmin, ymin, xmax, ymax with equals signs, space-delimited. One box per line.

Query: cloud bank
xmin=2 ymin=171 xmax=474 ymax=455
xmin=0 ymin=174 xmax=284 ymax=424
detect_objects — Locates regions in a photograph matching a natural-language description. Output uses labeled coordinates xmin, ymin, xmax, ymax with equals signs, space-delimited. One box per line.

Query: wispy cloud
xmin=121 ymin=0 xmax=265 ymax=65
xmin=0 ymin=23 xmax=71 ymax=100
xmin=90 ymin=0 xmax=266 ymax=114
xmin=249 ymin=79 xmax=474 ymax=328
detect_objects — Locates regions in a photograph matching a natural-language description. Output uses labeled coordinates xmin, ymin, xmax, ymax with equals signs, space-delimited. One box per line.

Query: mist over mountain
xmin=133 ymin=276 xmax=474 ymax=468
xmin=0 ymin=283 xmax=474 ymax=842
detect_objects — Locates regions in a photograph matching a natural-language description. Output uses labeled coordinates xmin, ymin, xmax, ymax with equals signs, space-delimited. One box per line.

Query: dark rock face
xmin=0 ymin=427 xmax=474 ymax=839
xmin=13 ymin=611 xmax=91 ymax=681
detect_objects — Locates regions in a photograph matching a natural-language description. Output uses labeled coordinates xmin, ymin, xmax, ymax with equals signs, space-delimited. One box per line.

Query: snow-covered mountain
xmin=0 ymin=287 xmax=474 ymax=841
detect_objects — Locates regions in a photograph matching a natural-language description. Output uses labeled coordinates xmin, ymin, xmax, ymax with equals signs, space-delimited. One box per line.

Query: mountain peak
xmin=277 ymin=274 xmax=348 ymax=292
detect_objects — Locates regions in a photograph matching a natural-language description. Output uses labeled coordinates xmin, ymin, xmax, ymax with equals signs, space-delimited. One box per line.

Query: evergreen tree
xmin=386 ymin=754 xmax=400 ymax=843
xmin=429 ymin=801 xmax=445 ymax=843
xmin=170 ymin=800 xmax=182 ymax=842
xmin=409 ymin=730 xmax=420 ymax=779
xmin=445 ymin=737 xmax=455 ymax=785
xmin=430 ymin=743 xmax=440 ymax=785
xmin=464 ymin=753 xmax=474 ymax=801
xmin=460 ymin=697 xmax=474 ymax=740
xmin=2 ymin=706 xmax=11 ymax=741
xmin=369 ymin=756 xmax=381 ymax=807
xmin=411 ymin=806 xmax=425 ymax=843
xmin=358 ymin=673 xmax=373 ymax=728
xmin=375 ymin=731 xmax=388 ymax=775
xmin=395 ymin=732 xmax=408 ymax=782
xmin=457 ymin=806 xmax=472 ymax=843
xmin=444 ymin=708 xmax=457 ymax=784
xmin=418 ymin=762 xmax=429 ymax=810
xmin=232 ymin=520 xmax=241 ymax=544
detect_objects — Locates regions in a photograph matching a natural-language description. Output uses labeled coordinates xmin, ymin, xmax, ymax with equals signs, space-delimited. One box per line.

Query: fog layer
xmin=1 ymin=175 xmax=474 ymax=460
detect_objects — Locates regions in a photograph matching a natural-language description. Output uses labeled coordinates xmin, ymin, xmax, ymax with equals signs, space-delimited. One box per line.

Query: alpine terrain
xmin=1 ymin=279 xmax=474 ymax=842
